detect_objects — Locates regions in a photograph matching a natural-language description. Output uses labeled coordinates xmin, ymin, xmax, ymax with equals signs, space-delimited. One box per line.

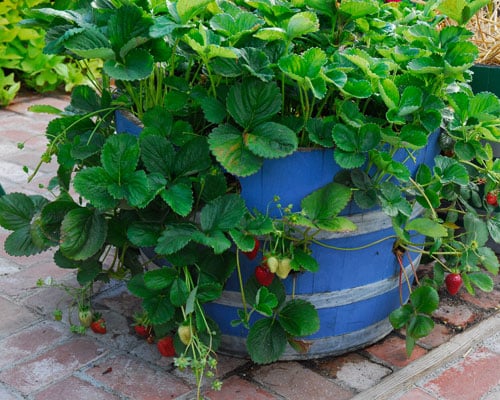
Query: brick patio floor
xmin=0 ymin=91 xmax=499 ymax=400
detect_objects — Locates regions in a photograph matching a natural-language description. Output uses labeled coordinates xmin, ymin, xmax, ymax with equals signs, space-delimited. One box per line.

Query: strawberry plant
xmin=0 ymin=0 xmax=499 ymax=397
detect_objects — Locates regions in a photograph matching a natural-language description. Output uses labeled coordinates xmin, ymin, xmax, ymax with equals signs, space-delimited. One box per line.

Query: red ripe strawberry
xmin=486 ymin=192 xmax=498 ymax=207
xmin=157 ymin=336 xmax=176 ymax=357
xmin=445 ymin=273 xmax=463 ymax=296
xmin=134 ymin=325 xmax=151 ymax=338
xmin=90 ymin=318 xmax=106 ymax=334
xmin=243 ymin=237 xmax=260 ymax=260
xmin=255 ymin=265 xmax=274 ymax=286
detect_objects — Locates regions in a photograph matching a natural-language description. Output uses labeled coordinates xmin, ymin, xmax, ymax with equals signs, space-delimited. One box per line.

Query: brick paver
xmin=33 ymin=376 xmax=120 ymax=400
xmin=396 ymin=388 xmax=437 ymax=399
xmin=432 ymin=303 xmax=481 ymax=329
xmin=365 ymin=335 xmax=428 ymax=368
xmin=253 ymin=361 xmax=354 ymax=400
xmin=0 ymin=337 xmax=105 ymax=395
xmin=84 ymin=354 xmax=191 ymax=400
xmin=204 ymin=375 xmax=278 ymax=400
xmin=0 ymin=297 xmax=39 ymax=340
xmin=0 ymin=320 xmax=69 ymax=369
xmin=420 ymin=348 xmax=500 ymax=400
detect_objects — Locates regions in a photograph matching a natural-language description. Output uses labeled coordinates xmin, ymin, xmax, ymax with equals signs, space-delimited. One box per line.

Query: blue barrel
xmin=204 ymin=133 xmax=440 ymax=359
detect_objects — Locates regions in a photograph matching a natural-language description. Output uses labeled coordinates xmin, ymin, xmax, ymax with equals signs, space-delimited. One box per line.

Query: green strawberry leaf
xmin=407 ymin=314 xmax=434 ymax=339
xmin=468 ymin=272 xmax=494 ymax=292
xmin=170 ymin=277 xmax=190 ymax=306
xmin=405 ymin=218 xmax=448 ymax=238
xmin=144 ymin=268 xmax=177 ymax=290
xmin=226 ymin=79 xmax=281 ymax=129
xmin=208 ymin=124 xmax=263 ymax=176
xmin=143 ymin=296 xmax=175 ymax=324
xmin=60 ymin=207 xmax=107 ymax=260
xmin=389 ymin=304 xmax=413 ymax=329
xmin=161 ymin=182 xmax=193 ymax=217
xmin=245 ymin=122 xmax=298 ymax=159
xmin=156 ymin=223 xmax=197 ymax=255
xmin=255 ymin=287 xmax=278 ymax=317
xmin=409 ymin=286 xmax=439 ymax=315
xmin=73 ymin=167 xmax=119 ymax=210
xmin=301 ymin=182 xmax=352 ymax=221
xmin=278 ymin=299 xmax=319 ymax=336
xmin=247 ymin=318 xmax=287 ymax=364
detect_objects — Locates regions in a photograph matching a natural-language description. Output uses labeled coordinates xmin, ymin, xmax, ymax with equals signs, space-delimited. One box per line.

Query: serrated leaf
xmin=245 ymin=122 xmax=298 ymax=159
xmin=103 ymin=48 xmax=154 ymax=81
xmin=155 ymin=223 xmax=197 ymax=255
xmin=226 ymin=79 xmax=281 ymax=129
xmin=143 ymin=296 xmax=175 ymax=324
xmin=389 ymin=304 xmax=413 ymax=329
xmin=208 ymin=124 xmax=263 ymax=176
xmin=286 ymin=11 xmax=319 ymax=39
xmin=199 ymin=97 xmax=226 ymax=124
xmin=278 ymin=299 xmax=319 ymax=336
xmin=200 ymin=194 xmax=247 ymax=231
xmin=247 ymin=318 xmax=287 ymax=364
xmin=0 ymin=193 xmax=39 ymax=230
xmin=59 ymin=207 xmax=107 ymax=260
xmin=405 ymin=218 xmax=448 ymax=238
xmin=477 ymin=247 xmax=500 ymax=275
xmin=255 ymin=287 xmax=278 ymax=317
xmin=410 ymin=286 xmax=439 ymax=314
xmin=301 ymin=182 xmax=352 ymax=221
xmin=73 ymin=167 xmax=118 ymax=210
xmin=144 ymin=268 xmax=177 ymax=290
xmin=468 ymin=272 xmax=494 ymax=292
xmin=161 ymin=183 xmax=193 ymax=217
xmin=407 ymin=314 xmax=434 ymax=339
xmin=140 ymin=135 xmax=175 ymax=176
xmin=191 ymin=230 xmax=232 ymax=254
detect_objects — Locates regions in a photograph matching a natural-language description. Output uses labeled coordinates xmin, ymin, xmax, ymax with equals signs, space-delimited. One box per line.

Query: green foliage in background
xmin=0 ymin=0 xmax=100 ymax=106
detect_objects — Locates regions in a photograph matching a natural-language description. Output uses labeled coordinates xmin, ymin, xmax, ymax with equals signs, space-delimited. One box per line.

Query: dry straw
xmin=467 ymin=0 xmax=500 ymax=65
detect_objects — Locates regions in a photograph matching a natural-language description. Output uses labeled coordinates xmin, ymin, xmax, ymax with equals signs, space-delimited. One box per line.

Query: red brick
xmin=459 ymin=277 xmax=500 ymax=310
xmin=0 ymin=337 xmax=105 ymax=395
xmin=0 ymin=320 xmax=69 ymax=368
xmin=416 ymin=323 xmax=455 ymax=349
xmin=432 ymin=303 xmax=480 ymax=329
xmin=0 ymin=297 xmax=39 ymax=340
xmin=84 ymin=354 xmax=191 ymax=400
xmin=422 ymin=348 xmax=500 ymax=400
xmin=396 ymin=388 xmax=437 ymax=399
xmin=204 ymin=375 xmax=277 ymax=400
xmin=365 ymin=335 xmax=428 ymax=368
xmin=34 ymin=376 xmax=119 ymax=400
xmin=252 ymin=361 xmax=354 ymax=400
xmin=0 ymin=256 xmax=72 ymax=299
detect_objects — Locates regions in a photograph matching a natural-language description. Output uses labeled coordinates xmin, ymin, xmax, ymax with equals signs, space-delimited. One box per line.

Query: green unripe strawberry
xmin=78 ymin=307 xmax=93 ymax=328
xmin=178 ymin=325 xmax=192 ymax=346
xmin=267 ymin=256 xmax=279 ymax=273
xmin=276 ymin=257 xmax=292 ymax=279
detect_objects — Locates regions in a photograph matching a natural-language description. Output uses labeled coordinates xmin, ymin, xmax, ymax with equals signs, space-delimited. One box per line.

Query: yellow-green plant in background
xmin=0 ymin=0 xmax=100 ymax=106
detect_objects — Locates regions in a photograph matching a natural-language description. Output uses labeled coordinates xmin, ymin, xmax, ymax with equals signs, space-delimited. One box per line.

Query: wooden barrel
xmin=204 ymin=134 xmax=439 ymax=359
